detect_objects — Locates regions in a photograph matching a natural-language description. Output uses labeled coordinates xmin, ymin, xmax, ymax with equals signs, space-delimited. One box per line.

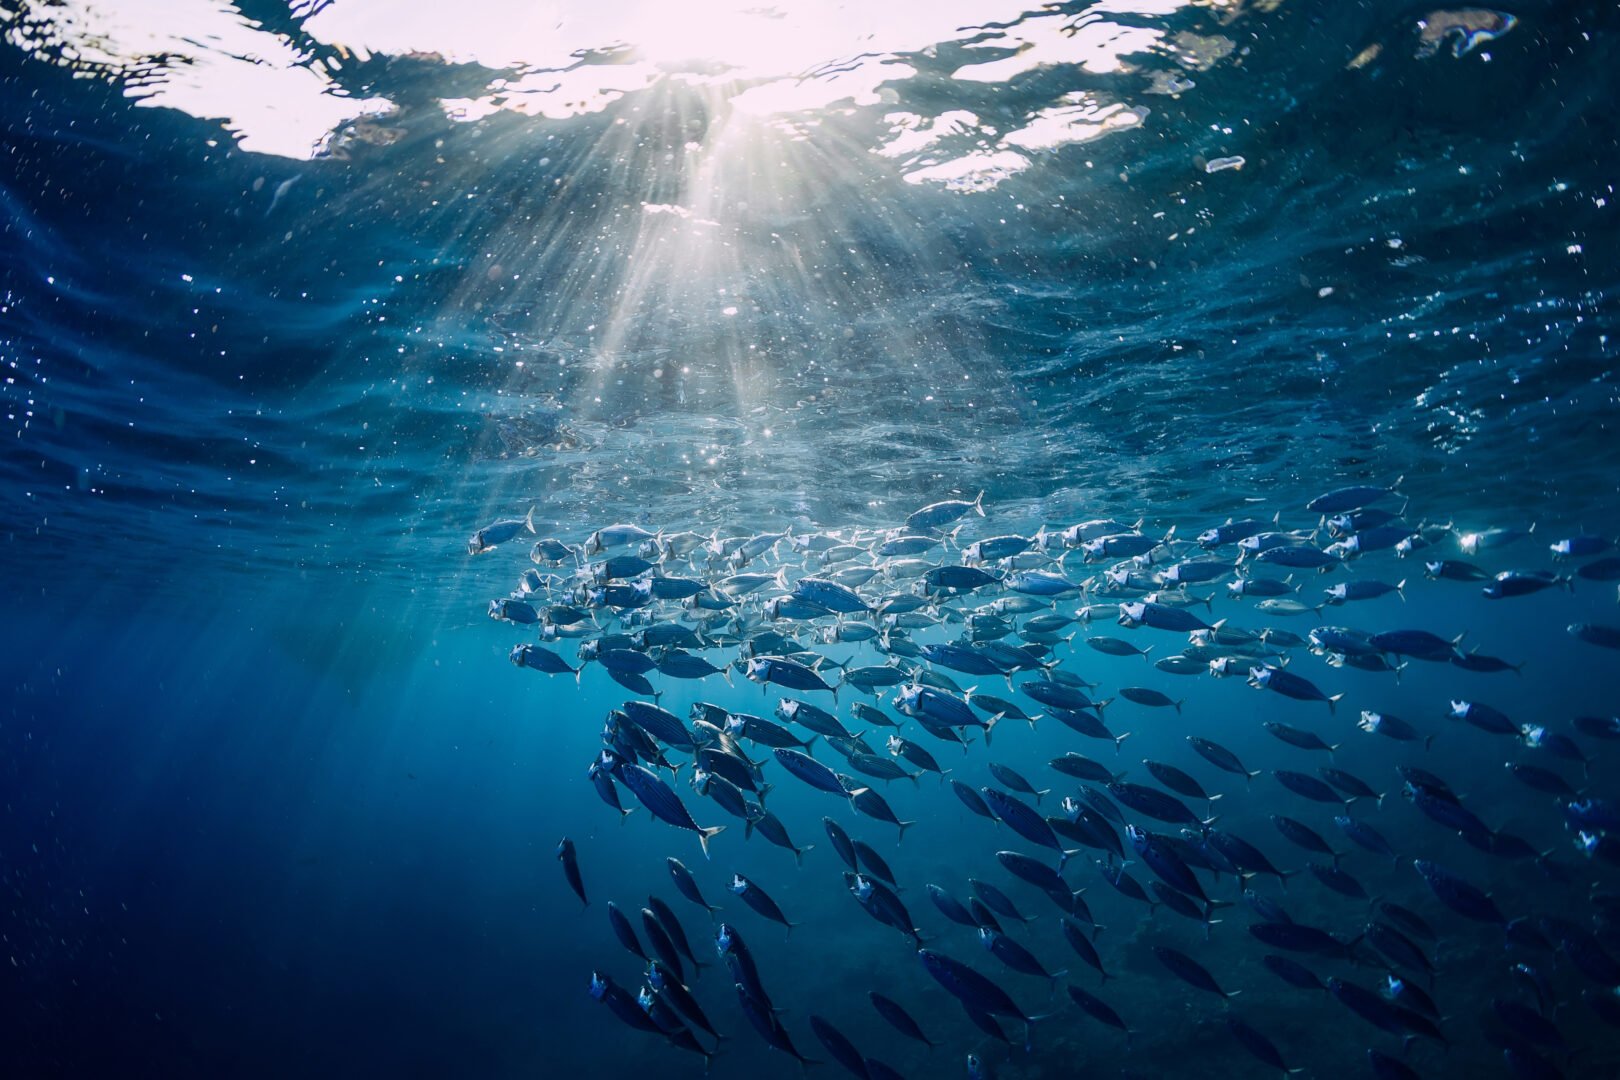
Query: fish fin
xmin=1174 ymin=700 xmax=1185 ymax=713
xmin=896 ymin=821 xmax=916 ymax=843
xmin=698 ymin=825 xmax=726 ymax=859
xmin=972 ymin=490 xmax=985 ymax=517
xmin=1328 ymin=695 xmax=1344 ymax=716
xmin=525 ymin=505 xmax=538 ymax=534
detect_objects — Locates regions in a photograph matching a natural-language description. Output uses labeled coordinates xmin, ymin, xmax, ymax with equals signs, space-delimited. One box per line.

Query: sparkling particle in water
xmin=1205 ymin=155 xmax=1245 ymax=173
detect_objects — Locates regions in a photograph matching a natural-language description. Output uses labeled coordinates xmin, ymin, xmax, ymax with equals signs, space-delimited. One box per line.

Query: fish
xmin=469 ymin=509 xmax=536 ymax=554
xmin=980 ymin=927 xmax=1065 ymax=987
xmin=511 ymin=643 xmax=581 ymax=678
xmin=1357 ymin=709 xmax=1431 ymax=747
xmin=917 ymin=949 xmax=1041 ymax=1033
xmin=1262 ymin=720 xmax=1340 ymax=757
xmin=557 ymin=837 xmax=587 ymax=907
xmin=645 ymin=961 xmax=721 ymax=1042
xmin=927 ymin=883 xmax=979 ymax=928
xmin=590 ymin=971 xmax=666 ymax=1037
xmin=666 ymin=858 xmax=719 ymax=915
xmin=1570 ymin=622 xmax=1620 ymax=650
xmin=809 ymin=1015 xmax=868 ymax=1079
xmin=1248 ymin=666 xmax=1343 ymax=712
xmin=1117 ymin=600 xmax=1214 ymax=632
xmin=744 ymin=654 xmax=839 ymax=697
xmin=987 ymin=761 xmax=1048 ymax=803
xmin=1106 ymin=780 xmax=1208 ymax=827
xmin=846 ymin=781 xmax=916 ymax=840
xmin=869 ymin=991 xmax=935 ymax=1048
xmin=640 ymin=907 xmax=686 ymax=982
xmin=736 ymin=981 xmax=819 ymax=1066
xmin=1261 ymin=954 xmax=1324 ymax=991
xmin=1226 ymin=1016 xmax=1297 ymax=1075
xmin=906 ymin=493 xmax=984 ymax=532
xmin=1118 ymin=686 xmax=1182 ymax=712
xmin=848 ymin=873 xmax=923 ymax=946
xmin=1153 ymin=946 xmax=1238 ymax=998
xmin=607 ymin=901 xmax=647 ymax=962
xmin=1186 ymin=736 xmax=1263 ymax=782
xmin=1413 ymin=859 xmax=1506 ymax=923
xmin=773 ymin=748 xmax=850 ymax=796
xmin=608 ymin=755 xmax=727 ymax=857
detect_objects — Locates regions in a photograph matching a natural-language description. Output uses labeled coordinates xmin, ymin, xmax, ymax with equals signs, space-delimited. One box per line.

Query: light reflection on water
xmin=4 ymin=0 xmax=1192 ymax=178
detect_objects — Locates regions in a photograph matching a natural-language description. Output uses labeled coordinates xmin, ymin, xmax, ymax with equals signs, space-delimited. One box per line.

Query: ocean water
xmin=3 ymin=2 xmax=1619 ymax=1077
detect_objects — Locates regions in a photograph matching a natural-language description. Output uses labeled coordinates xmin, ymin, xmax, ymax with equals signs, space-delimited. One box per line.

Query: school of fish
xmin=472 ymin=486 xmax=1620 ymax=1079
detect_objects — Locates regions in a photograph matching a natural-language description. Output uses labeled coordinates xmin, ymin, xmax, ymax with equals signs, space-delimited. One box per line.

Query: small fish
xmin=1153 ymin=945 xmax=1238 ymax=998
xmin=1119 ymin=687 xmax=1182 ymax=712
xmin=1086 ymin=636 xmax=1154 ymax=660
xmin=1262 ymin=721 xmax=1340 ymax=757
xmin=557 ymin=837 xmax=587 ymax=907
xmin=1413 ymin=859 xmax=1505 ymax=923
xmin=988 ymin=761 xmax=1049 ymax=803
xmin=469 ymin=508 xmax=536 ymax=554
xmin=1248 ymin=666 xmax=1343 ymax=712
xmin=1186 ymin=736 xmax=1262 ymax=782
xmin=609 ymin=755 xmax=727 ymax=857
xmin=1569 ymin=622 xmax=1620 ymax=650
xmin=1274 ymin=770 xmax=1348 ymax=805
xmin=1262 ymin=954 xmax=1324 ymax=991
xmin=667 ymin=857 xmax=720 ymax=916
xmin=1358 ymin=710 xmax=1431 ymax=747
xmin=1067 ymin=984 xmax=1132 ymax=1042
xmin=869 ymin=991 xmax=935 ymax=1048
xmin=980 ymin=927 xmax=1065 ymax=987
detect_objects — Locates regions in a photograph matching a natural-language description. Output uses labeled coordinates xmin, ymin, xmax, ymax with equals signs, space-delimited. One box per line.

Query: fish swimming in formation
xmin=462 ymin=489 xmax=1614 ymax=1074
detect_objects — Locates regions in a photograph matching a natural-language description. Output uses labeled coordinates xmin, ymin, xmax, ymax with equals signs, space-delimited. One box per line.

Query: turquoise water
xmin=3 ymin=2 xmax=1619 ymax=1077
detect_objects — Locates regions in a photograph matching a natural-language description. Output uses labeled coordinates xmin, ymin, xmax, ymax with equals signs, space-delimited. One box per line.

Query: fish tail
xmin=896 ymin=821 xmax=916 ymax=843
xmin=1328 ymin=694 xmax=1344 ymax=716
xmin=698 ymin=826 xmax=726 ymax=859
xmin=972 ymin=490 xmax=985 ymax=517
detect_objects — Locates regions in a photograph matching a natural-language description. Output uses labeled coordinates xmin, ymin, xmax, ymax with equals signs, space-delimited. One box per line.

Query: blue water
xmin=3 ymin=2 xmax=1620 ymax=1077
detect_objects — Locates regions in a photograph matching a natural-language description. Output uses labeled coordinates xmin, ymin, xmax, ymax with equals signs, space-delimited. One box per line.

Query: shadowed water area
xmin=2 ymin=2 xmax=1619 ymax=1078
